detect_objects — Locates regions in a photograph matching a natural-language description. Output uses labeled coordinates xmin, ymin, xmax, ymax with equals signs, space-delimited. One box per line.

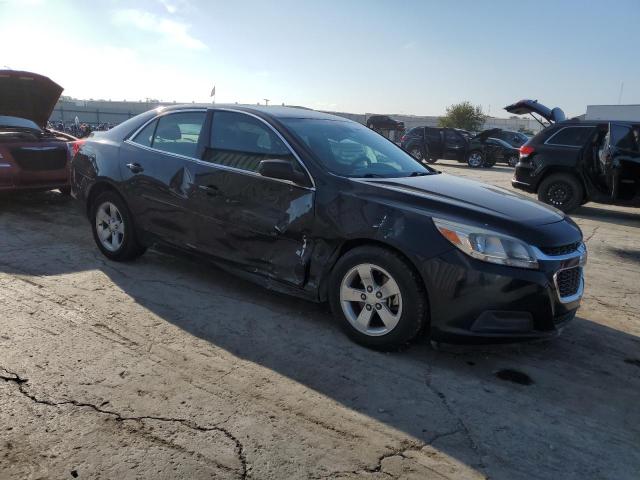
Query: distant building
xmin=585 ymin=104 xmax=640 ymax=122
xmin=50 ymin=97 xmax=542 ymax=133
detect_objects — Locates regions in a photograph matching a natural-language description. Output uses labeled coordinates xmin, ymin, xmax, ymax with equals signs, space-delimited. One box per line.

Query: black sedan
xmin=71 ymin=105 xmax=586 ymax=350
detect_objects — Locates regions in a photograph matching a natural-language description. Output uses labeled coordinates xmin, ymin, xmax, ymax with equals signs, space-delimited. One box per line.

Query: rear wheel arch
xmin=86 ymin=181 xmax=125 ymax=219
xmin=534 ymin=167 xmax=586 ymax=194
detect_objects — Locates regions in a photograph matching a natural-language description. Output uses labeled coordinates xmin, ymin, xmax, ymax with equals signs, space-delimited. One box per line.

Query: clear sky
xmin=1 ymin=0 xmax=639 ymax=117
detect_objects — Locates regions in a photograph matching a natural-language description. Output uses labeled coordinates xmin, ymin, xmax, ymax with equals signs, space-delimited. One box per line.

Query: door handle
xmin=198 ymin=184 xmax=219 ymax=196
xmin=126 ymin=163 xmax=144 ymax=174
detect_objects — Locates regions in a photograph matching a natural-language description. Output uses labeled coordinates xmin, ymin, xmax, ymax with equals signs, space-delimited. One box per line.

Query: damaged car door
xmin=190 ymin=110 xmax=315 ymax=286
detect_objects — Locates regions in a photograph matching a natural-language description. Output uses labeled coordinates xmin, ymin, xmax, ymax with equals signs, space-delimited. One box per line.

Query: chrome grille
xmin=556 ymin=267 xmax=581 ymax=298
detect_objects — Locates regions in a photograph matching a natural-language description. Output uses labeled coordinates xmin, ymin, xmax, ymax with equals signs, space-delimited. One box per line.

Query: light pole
xmin=263 ymin=98 xmax=270 ymax=106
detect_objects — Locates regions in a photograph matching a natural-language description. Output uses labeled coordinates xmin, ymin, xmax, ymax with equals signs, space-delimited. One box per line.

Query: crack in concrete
xmin=1 ymin=367 xmax=248 ymax=479
xmin=424 ymin=365 xmax=485 ymax=472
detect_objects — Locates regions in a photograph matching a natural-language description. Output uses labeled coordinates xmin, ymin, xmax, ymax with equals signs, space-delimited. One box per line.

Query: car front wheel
xmin=537 ymin=173 xmax=584 ymax=213
xmin=329 ymin=246 xmax=427 ymax=350
xmin=91 ymin=191 xmax=146 ymax=261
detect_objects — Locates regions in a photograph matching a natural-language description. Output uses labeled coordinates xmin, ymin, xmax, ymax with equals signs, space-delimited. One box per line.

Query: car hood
xmin=0 ymin=70 xmax=63 ymax=127
xmin=504 ymin=99 xmax=565 ymax=124
xmin=354 ymin=173 xmax=583 ymax=246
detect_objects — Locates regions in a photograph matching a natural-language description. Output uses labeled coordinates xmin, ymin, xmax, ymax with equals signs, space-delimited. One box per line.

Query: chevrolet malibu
xmin=71 ymin=105 xmax=586 ymax=350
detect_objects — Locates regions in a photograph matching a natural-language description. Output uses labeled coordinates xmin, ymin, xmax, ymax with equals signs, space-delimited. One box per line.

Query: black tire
xmin=409 ymin=146 xmax=426 ymax=162
xmin=467 ymin=150 xmax=484 ymax=168
xmin=328 ymin=246 xmax=428 ymax=351
xmin=91 ymin=190 xmax=146 ymax=261
xmin=507 ymin=154 xmax=519 ymax=168
xmin=537 ymin=173 xmax=584 ymax=213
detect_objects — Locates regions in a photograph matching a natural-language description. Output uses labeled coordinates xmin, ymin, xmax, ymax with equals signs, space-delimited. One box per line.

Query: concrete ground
xmin=1 ymin=162 xmax=638 ymax=480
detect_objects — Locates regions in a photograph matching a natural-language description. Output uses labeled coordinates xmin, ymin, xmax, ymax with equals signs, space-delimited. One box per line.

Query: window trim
xmin=544 ymin=125 xmax=594 ymax=148
xmin=125 ymin=108 xmax=315 ymax=191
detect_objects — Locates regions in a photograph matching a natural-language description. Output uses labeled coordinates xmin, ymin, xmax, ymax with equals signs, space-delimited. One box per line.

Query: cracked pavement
xmin=1 ymin=162 xmax=639 ymax=479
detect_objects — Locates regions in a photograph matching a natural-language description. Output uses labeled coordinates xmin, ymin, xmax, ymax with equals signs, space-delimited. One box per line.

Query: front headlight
xmin=433 ymin=218 xmax=538 ymax=269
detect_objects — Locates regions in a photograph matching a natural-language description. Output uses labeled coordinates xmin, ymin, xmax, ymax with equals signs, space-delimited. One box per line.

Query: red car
xmin=0 ymin=70 xmax=76 ymax=194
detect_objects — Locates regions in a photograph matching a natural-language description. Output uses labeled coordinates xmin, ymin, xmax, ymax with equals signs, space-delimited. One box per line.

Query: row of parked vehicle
xmin=400 ymin=126 xmax=528 ymax=168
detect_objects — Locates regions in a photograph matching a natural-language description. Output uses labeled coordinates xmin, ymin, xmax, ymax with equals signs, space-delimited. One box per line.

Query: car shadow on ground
xmin=1 ymin=191 xmax=639 ymax=479
xmin=573 ymin=204 xmax=640 ymax=228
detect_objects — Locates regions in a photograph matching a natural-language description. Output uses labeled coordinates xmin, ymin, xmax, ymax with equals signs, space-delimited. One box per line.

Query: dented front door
xmin=190 ymin=165 xmax=314 ymax=286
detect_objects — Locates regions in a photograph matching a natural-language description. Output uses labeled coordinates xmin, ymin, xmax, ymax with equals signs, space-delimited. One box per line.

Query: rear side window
xmin=546 ymin=127 xmax=593 ymax=147
xmin=206 ymin=111 xmax=299 ymax=173
xmin=150 ymin=111 xmax=206 ymax=158
xmin=131 ymin=120 xmax=157 ymax=147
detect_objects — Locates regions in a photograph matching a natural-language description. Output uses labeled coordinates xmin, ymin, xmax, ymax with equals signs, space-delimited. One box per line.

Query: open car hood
xmin=0 ymin=70 xmax=63 ymax=128
xmin=504 ymin=99 xmax=565 ymax=124
xmin=472 ymin=128 xmax=502 ymax=141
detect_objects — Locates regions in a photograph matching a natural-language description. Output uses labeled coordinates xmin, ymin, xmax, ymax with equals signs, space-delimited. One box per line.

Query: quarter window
xmin=546 ymin=127 xmax=593 ymax=147
xmin=206 ymin=111 xmax=300 ymax=174
xmin=150 ymin=112 xmax=206 ymax=158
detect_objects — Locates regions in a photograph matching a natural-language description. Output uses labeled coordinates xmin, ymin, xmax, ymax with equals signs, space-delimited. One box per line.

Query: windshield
xmin=281 ymin=118 xmax=433 ymax=178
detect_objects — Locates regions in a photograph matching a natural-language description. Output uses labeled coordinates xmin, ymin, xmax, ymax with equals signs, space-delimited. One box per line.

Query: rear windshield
xmin=282 ymin=118 xmax=433 ymax=178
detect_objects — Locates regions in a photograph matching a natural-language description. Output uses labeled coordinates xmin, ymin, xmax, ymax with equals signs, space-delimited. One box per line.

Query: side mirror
xmin=257 ymin=159 xmax=308 ymax=186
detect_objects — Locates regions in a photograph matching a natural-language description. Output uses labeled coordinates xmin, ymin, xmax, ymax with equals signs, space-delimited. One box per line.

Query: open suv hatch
xmin=507 ymin=100 xmax=640 ymax=212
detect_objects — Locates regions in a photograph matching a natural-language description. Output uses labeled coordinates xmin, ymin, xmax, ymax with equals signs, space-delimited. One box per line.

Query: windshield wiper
xmin=407 ymin=171 xmax=429 ymax=177
xmin=361 ymin=173 xmax=387 ymax=178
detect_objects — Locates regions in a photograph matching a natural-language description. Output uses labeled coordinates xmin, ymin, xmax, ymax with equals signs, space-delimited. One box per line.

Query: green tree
xmin=438 ymin=101 xmax=487 ymax=132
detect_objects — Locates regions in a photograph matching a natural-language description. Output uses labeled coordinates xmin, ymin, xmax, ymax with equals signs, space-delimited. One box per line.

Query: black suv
xmin=400 ymin=126 xmax=514 ymax=168
xmin=506 ymin=99 xmax=640 ymax=212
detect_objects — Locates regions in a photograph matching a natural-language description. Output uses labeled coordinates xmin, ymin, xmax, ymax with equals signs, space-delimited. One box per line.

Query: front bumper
xmin=421 ymin=243 xmax=586 ymax=344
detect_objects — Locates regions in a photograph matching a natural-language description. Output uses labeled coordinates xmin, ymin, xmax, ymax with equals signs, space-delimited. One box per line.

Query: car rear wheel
xmin=537 ymin=173 xmax=584 ymax=213
xmin=329 ymin=246 xmax=427 ymax=350
xmin=409 ymin=146 xmax=424 ymax=162
xmin=91 ymin=191 xmax=146 ymax=261
xmin=507 ymin=154 xmax=519 ymax=167
xmin=467 ymin=151 xmax=484 ymax=168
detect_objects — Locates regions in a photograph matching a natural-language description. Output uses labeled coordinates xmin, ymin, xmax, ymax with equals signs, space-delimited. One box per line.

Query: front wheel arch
xmin=321 ymin=239 xmax=430 ymax=327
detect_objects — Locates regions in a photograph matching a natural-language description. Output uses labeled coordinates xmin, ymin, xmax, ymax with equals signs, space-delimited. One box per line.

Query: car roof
xmin=160 ymin=103 xmax=350 ymax=122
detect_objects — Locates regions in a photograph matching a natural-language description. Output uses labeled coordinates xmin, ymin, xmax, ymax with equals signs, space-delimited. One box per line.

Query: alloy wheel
xmin=95 ymin=201 xmax=125 ymax=252
xmin=339 ymin=263 xmax=403 ymax=336
xmin=411 ymin=148 xmax=423 ymax=161
xmin=468 ymin=152 xmax=483 ymax=167
xmin=547 ymin=182 xmax=573 ymax=207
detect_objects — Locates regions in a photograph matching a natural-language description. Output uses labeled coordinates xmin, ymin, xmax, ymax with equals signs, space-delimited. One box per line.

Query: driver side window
xmin=205 ymin=111 xmax=301 ymax=174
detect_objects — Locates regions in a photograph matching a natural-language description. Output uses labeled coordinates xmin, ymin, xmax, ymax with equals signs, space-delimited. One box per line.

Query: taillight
xmin=519 ymin=145 xmax=534 ymax=158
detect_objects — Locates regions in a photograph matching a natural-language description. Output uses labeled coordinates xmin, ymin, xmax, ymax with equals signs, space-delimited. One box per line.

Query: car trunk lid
xmin=504 ymin=99 xmax=566 ymax=124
